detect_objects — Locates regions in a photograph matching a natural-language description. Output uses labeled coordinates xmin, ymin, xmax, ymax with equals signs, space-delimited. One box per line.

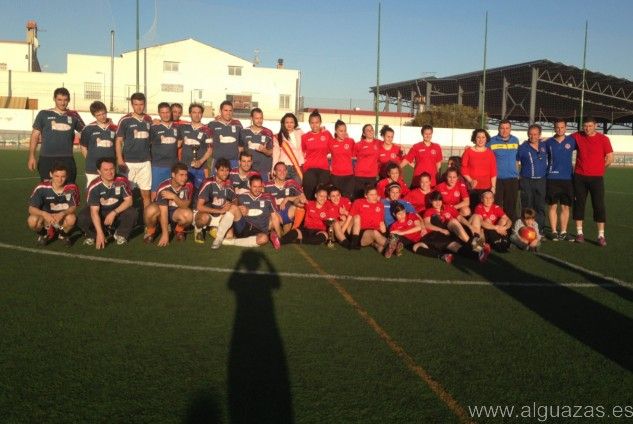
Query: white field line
xmin=1 ymin=242 xmax=630 ymax=289
xmin=534 ymin=252 xmax=632 ymax=288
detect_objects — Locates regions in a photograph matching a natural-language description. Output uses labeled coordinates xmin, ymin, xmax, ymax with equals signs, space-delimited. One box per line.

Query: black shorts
xmin=546 ymin=179 xmax=573 ymax=206
xmin=421 ymin=231 xmax=453 ymax=252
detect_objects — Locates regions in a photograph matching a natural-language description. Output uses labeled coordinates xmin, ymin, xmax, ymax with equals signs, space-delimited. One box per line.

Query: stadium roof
xmin=370 ymin=60 xmax=633 ymax=128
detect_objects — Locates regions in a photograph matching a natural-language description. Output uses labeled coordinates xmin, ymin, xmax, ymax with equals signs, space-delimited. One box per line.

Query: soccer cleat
xmin=575 ymin=233 xmax=585 ymax=243
xmin=37 ymin=234 xmax=48 ymax=246
xmin=597 ymin=236 xmax=607 ymax=247
xmin=384 ymin=235 xmax=399 ymax=259
xmin=441 ymin=253 xmax=454 ymax=264
xmin=559 ymin=232 xmax=575 ymax=242
xmin=210 ymin=238 xmax=222 ymax=249
xmin=396 ymin=241 xmax=405 ymax=257
xmin=113 ymin=233 xmax=127 ymax=245
xmin=194 ymin=227 xmax=205 ymax=244
xmin=547 ymin=231 xmax=559 ymax=241
xmin=83 ymin=237 xmax=95 ymax=246
xmin=471 ymin=234 xmax=484 ymax=253
xmin=143 ymin=230 xmax=155 ymax=244
xmin=270 ymin=231 xmax=281 ymax=250
xmin=478 ymin=243 xmax=491 ymax=262
xmin=58 ymin=234 xmax=72 ymax=247
xmin=175 ymin=231 xmax=186 ymax=242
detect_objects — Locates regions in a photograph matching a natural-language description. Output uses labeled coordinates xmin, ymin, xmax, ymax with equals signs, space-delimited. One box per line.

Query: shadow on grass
xmin=536 ymin=253 xmax=633 ymax=303
xmin=227 ymin=250 xmax=294 ymax=424
xmin=185 ymin=388 xmax=223 ymax=424
xmin=453 ymin=253 xmax=633 ymax=372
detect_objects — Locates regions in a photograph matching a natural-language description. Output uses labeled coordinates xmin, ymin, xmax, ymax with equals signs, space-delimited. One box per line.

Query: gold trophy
xmin=191 ymin=144 xmax=199 ymax=167
xmin=326 ymin=218 xmax=336 ymax=248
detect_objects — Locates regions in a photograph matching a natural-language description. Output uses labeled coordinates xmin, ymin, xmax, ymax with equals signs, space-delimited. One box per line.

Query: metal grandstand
xmin=370 ymin=59 xmax=633 ymax=133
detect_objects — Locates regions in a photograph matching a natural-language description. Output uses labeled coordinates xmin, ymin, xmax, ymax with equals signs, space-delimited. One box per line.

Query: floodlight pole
xmin=480 ymin=11 xmax=488 ymax=128
xmin=110 ymin=30 xmax=115 ymax=111
xmin=579 ymin=20 xmax=588 ymax=129
xmin=375 ymin=1 xmax=381 ymax=131
xmin=136 ymin=0 xmax=140 ymax=92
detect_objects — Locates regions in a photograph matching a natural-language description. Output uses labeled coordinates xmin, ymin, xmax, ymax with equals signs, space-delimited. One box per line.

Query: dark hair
xmin=470 ymin=128 xmax=490 ymax=143
xmin=447 ymin=156 xmax=461 ymax=170
xmin=364 ymin=183 xmax=377 ymax=196
xmin=584 ymin=116 xmax=597 ymax=124
xmin=380 ymin=125 xmax=394 ymax=138
xmin=421 ymin=124 xmax=433 ymax=134
xmin=96 ymin=157 xmax=116 ymax=170
xmin=215 ymin=158 xmax=231 ymax=170
xmin=553 ymin=117 xmax=566 ymax=125
xmin=250 ymin=107 xmax=263 ymax=117
xmin=361 ymin=124 xmax=373 ymax=140
xmin=385 ymin=162 xmax=400 ymax=174
xmin=391 ymin=202 xmax=406 ymax=218
xmin=171 ymin=162 xmax=188 ymax=173
xmin=158 ymin=102 xmax=171 ymax=111
xmin=89 ymin=101 xmax=107 ymax=115
xmin=334 ymin=119 xmax=346 ymax=132
xmin=239 ymin=150 xmax=253 ymax=160
xmin=521 ymin=207 xmax=536 ymax=220
xmin=53 ymin=87 xmax=70 ymax=98
xmin=188 ymin=103 xmax=204 ymax=114
xmin=528 ymin=124 xmax=542 ymax=133
xmin=277 ymin=112 xmax=299 ymax=147
xmin=170 ymin=103 xmax=183 ymax=110
xmin=385 ymin=182 xmax=401 ymax=197
xmin=417 ymin=172 xmax=432 ymax=186
xmin=499 ymin=119 xmax=511 ymax=127
xmin=314 ymin=184 xmax=329 ymax=195
xmin=428 ymin=190 xmax=443 ymax=202
xmin=480 ymin=190 xmax=494 ymax=201
xmin=273 ymin=161 xmax=287 ymax=172
xmin=220 ymin=100 xmax=233 ymax=110
xmin=130 ymin=92 xmax=146 ymax=103
xmin=50 ymin=162 xmax=69 ymax=174
xmin=328 ymin=185 xmax=341 ymax=195
xmin=249 ymin=174 xmax=263 ymax=185
xmin=445 ymin=167 xmax=459 ymax=177
xmin=309 ymin=109 xmax=322 ymax=123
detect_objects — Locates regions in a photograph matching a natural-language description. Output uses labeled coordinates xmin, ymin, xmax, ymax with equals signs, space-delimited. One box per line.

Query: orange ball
xmin=519 ymin=226 xmax=537 ymax=243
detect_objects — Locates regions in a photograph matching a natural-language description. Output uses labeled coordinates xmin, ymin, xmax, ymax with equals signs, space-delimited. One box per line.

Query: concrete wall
xmin=0 ymin=42 xmax=30 ymax=72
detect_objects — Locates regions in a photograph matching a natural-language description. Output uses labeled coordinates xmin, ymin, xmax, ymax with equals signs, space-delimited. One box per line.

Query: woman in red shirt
xmin=470 ymin=190 xmax=511 ymax=252
xmin=376 ymin=162 xmax=410 ymax=199
xmin=404 ymin=172 xmax=433 ymax=213
xmin=301 ymin=109 xmax=332 ymax=200
xmin=328 ymin=186 xmax=352 ymax=233
xmin=346 ymin=185 xmax=387 ymax=253
xmin=378 ymin=125 xmax=403 ymax=177
xmin=328 ymin=120 xmax=355 ymax=199
xmin=461 ymin=128 xmax=497 ymax=211
xmin=353 ymin=124 xmax=380 ymax=199
xmin=434 ymin=167 xmax=471 ymax=216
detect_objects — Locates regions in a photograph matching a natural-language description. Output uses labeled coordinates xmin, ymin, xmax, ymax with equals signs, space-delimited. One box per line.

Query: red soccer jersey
xmin=353 ymin=139 xmax=380 ymax=178
xmin=423 ymin=205 xmax=459 ymax=225
xmin=303 ymin=200 xmax=335 ymax=231
xmin=390 ymin=213 xmax=423 ymax=243
xmin=404 ymin=141 xmax=443 ymax=185
xmin=461 ymin=148 xmax=497 ymax=190
xmin=404 ymin=188 xmax=431 ymax=213
xmin=377 ymin=143 xmax=403 ymax=167
xmin=376 ymin=177 xmax=410 ymax=199
xmin=301 ymin=129 xmax=332 ymax=172
xmin=350 ymin=198 xmax=384 ymax=230
xmin=327 ymin=197 xmax=352 ymax=220
xmin=328 ymin=137 xmax=355 ymax=176
xmin=474 ymin=203 xmax=506 ymax=225
xmin=435 ymin=181 xmax=469 ymax=207
xmin=571 ymin=132 xmax=613 ymax=176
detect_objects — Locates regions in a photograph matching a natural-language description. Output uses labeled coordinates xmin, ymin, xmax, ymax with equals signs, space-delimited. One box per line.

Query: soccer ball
xmin=208 ymin=227 xmax=218 ymax=239
xmin=519 ymin=226 xmax=537 ymax=243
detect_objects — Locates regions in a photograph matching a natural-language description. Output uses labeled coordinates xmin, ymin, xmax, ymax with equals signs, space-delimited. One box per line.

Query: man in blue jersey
xmin=240 ymin=108 xmax=274 ymax=181
xmin=264 ymin=162 xmax=306 ymax=231
xmin=80 ymin=101 xmax=117 ymax=188
xmin=516 ymin=124 xmax=548 ymax=234
xmin=229 ymin=151 xmax=260 ymax=195
xmin=179 ymin=103 xmax=213 ymax=190
xmin=28 ymin=87 xmax=85 ymax=184
xmin=27 ymin=163 xmax=79 ymax=246
xmin=545 ymin=119 xmax=576 ymax=241
xmin=208 ymin=100 xmax=243 ymax=170
xmin=78 ymin=157 xmax=137 ymax=249
xmin=150 ymin=102 xmax=180 ymax=199
xmin=116 ymin=92 xmax=153 ymax=208
xmin=487 ymin=119 xmax=519 ymax=222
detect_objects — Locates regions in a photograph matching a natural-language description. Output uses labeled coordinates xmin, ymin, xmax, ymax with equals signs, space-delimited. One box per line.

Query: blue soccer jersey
xmin=155 ymin=179 xmax=194 ymax=211
xmin=29 ymin=181 xmax=80 ymax=213
xmin=150 ymin=123 xmax=179 ymax=168
xmin=487 ymin=134 xmax=519 ymax=179
xmin=80 ymin=120 xmax=117 ymax=173
xmin=240 ymin=127 xmax=274 ymax=177
xmin=545 ymin=136 xmax=576 ymax=180
xmin=87 ymin=176 xmax=132 ymax=213
xmin=197 ymin=177 xmax=236 ymax=210
xmin=116 ymin=114 xmax=153 ymax=163
xmin=264 ymin=179 xmax=303 ymax=206
xmin=238 ymin=192 xmax=278 ymax=231
xmin=517 ymin=141 xmax=547 ymax=179
xmin=179 ymin=124 xmax=213 ymax=165
xmin=33 ymin=109 xmax=85 ymax=157
xmin=208 ymin=119 xmax=243 ymax=161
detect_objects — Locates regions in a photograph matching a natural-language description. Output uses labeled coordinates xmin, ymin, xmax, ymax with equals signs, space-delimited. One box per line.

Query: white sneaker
xmin=83 ymin=237 xmax=95 ymax=246
xmin=113 ymin=233 xmax=127 ymax=245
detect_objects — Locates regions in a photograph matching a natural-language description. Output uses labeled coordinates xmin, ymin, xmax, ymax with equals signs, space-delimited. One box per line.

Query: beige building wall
xmin=0 ymin=42 xmax=30 ymax=72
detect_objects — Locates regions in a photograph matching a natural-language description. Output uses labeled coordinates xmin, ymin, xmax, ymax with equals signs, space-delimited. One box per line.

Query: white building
xmin=1 ymin=24 xmax=300 ymax=119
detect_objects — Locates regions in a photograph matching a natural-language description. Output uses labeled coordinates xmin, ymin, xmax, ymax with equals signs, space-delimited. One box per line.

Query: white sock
xmin=223 ymin=236 xmax=259 ymax=247
xmin=598 ymin=230 xmax=605 ymax=237
xmin=576 ymin=227 xmax=583 ymax=235
xmin=215 ymin=211 xmax=234 ymax=241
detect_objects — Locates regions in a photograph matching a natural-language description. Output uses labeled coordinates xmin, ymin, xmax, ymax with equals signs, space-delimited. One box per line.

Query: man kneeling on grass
xmin=143 ymin=162 xmax=194 ymax=246
xmin=211 ymin=174 xmax=283 ymax=249
xmin=78 ymin=157 xmax=137 ymax=249
xmin=28 ymin=163 xmax=79 ymax=246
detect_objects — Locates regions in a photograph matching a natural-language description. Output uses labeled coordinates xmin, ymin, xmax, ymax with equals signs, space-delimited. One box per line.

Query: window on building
xmin=84 ymin=82 xmax=102 ymax=100
xmin=0 ymin=63 xmax=7 ymax=71
xmin=228 ymin=66 xmax=242 ymax=76
xmin=163 ymin=61 xmax=179 ymax=72
xmin=226 ymin=94 xmax=256 ymax=116
xmin=161 ymin=84 xmax=184 ymax=93
xmin=279 ymin=94 xmax=291 ymax=109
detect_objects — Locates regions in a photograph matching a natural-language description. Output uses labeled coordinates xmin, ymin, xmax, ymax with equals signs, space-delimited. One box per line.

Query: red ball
xmin=519 ymin=226 xmax=537 ymax=243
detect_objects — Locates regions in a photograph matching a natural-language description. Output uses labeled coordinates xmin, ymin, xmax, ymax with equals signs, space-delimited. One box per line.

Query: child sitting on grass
xmin=510 ymin=207 xmax=542 ymax=251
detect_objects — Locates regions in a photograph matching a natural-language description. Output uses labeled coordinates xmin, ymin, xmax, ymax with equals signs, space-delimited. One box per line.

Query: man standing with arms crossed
xmin=571 ymin=117 xmax=613 ymax=246
xmin=28 ymin=87 xmax=85 ymax=184
xmin=116 ymin=92 xmax=153 ymax=208
xmin=487 ymin=119 xmax=519 ymax=222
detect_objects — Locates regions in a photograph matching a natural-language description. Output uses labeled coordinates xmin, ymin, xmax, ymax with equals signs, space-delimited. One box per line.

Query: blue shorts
xmin=233 ymin=217 xmax=261 ymax=237
xmin=188 ymin=166 xmax=206 ymax=190
xmin=278 ymin=205 xmax=293 ymax=225
xmin=151 ymin=166 xmax=171 ymax=192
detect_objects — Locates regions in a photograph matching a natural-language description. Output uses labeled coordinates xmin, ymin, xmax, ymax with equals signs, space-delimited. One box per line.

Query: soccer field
xmin=1 ymin=150 xmax=631 ymax=423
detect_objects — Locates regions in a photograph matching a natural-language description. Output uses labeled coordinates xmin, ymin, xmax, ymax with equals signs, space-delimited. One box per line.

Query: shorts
xmin=188 ymin=166 xmax=206 ymax=190
xmin=151 ymin=166 xmax=171 ymax=192
xmin=278 ymin=205 xmax=293 ymax=225
xmin=234 ymin=217 xmax=264 ymax=238
xmin=85 ymin=173 xmax=99 ymax=188
xmin=421 ymin=231 xmax=454 ymax=252
xmin=546 ymin=179 xmax=573 ymax=206
xmin=194 ymin=210 xmax=223 ymax=227
xmin=126 ymin=161 xmax=152 ymax=191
